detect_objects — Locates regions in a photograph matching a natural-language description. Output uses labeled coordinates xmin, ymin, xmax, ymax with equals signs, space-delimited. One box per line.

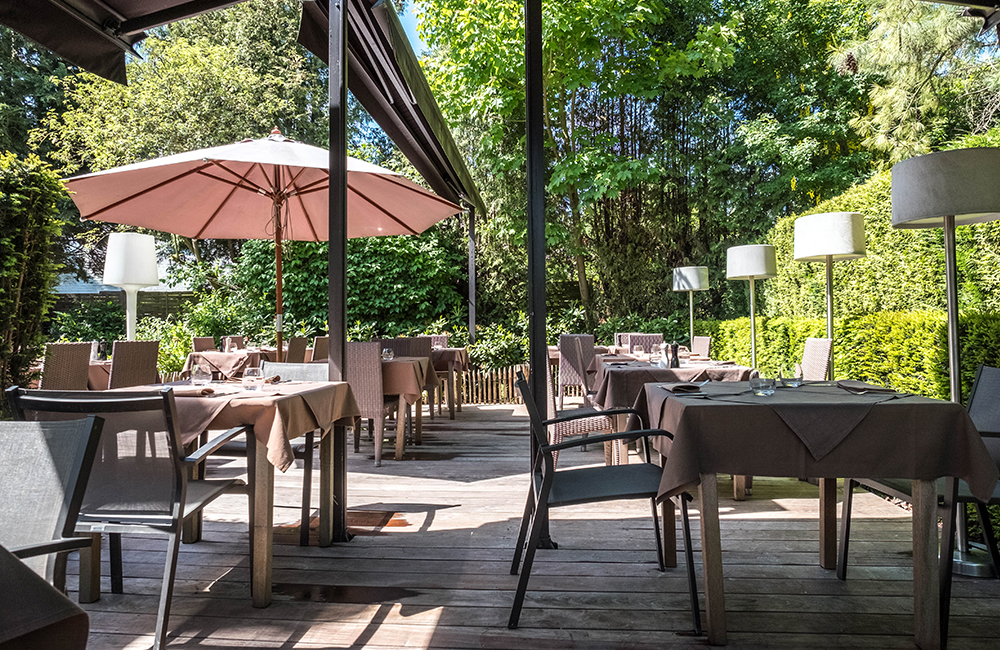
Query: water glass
xmin=633 ymin=344 xmax=644 ymax=356
xmin=242 ymin=367 xmax=263 ymax=391
xmin=381 ymin=348 xmax=394 ymax=361
xmin=780 ymin=366 xmax=804 ymax=388
xmin=750 ymin=377 xmax=776 ymax=396
xmin=649 ymin=344 xmax=661 ymax=363
xmin=191 ymin=364 xmax=212 ymax=386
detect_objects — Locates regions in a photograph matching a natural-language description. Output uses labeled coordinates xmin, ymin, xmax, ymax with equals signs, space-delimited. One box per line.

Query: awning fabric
xmin=299 ymin=0 xmax=485 ymax=216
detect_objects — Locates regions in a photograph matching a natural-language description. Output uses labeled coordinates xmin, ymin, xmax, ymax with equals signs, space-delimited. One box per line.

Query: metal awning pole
xmin=468 ymin=205 xmax=477 ymax=343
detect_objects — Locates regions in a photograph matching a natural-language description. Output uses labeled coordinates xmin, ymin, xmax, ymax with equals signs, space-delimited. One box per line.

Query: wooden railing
xmin=458 ymin=362 xmax=584 ymax=405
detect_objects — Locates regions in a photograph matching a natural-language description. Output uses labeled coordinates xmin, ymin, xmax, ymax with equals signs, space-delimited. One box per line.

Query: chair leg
xmin=510 ymin=485 xmax=536 ymax=575
xmin=650 ymin=498 xmax=665 ymax=572
xmin=78 ymin=533 xmax=101 ymax=604
xmin=508 ymin=489 xmax=549 ymax=629
xmin=558 ymin=382 xmax=564 ymax=410
xmin=679 ymin=494 xmax=702 ymax=636
xmin=300 ymin=430 xmax=315 ymax=546
xmin=153 ymin=528 xmax=182 ymax=650
xmin=975 ymin=503 xmax=1000 ymax=572
xmin=368 ymin=418 xmax=374 ymax=441
xmin=429 ymin=385 xmax=435 ymax=420
xmin=837 ymin=479 xmax=856 ymax=581
xmin=110 ymin=533 xmax=124 ymax=594
xmin=353 ymin=417 xmax=360 ymax=453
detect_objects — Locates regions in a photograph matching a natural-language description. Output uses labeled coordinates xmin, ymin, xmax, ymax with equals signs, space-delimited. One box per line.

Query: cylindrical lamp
xmin=794 ymin=212 xmax=866 ymax=379
xmin=727 ymin=245 xmax=776 ymax=369
xmin=892 ymin=147 xmax=1000 ymax=579
xmin=103 ymin=232 xmax=158 ymax=341
xmin=673 ymin=266 xmax=709 ymax=344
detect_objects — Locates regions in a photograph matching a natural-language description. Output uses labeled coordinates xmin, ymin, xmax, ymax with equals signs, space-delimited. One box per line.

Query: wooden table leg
xmin=733 ymin=475 xmax=748 ymax=501
xmin=415 ymin=395 xmax=423 ymax=444
xmin=661 ymin=499 xmax=677 ymax=569
xmin=912 ymin=479 xmax=940 ymax=650
xmin=395 ymin=396 xmax=407 ymax=461
xmin=250 ymin=436 xmax=273 ymax=608
xmin=455 ymin=363 xmax=462 ymax=412
xmin=698 ymin=473 xmax=727 ymax=645
xmin=447 ymin=364 xmax=456 ymax=419
xmin=819 ymin=478 xmax=837 ymax=570
xmin=77 ymin=532 xmax=101 ymax=603
xmin=182 ymin=435 xmax=206 ymax=543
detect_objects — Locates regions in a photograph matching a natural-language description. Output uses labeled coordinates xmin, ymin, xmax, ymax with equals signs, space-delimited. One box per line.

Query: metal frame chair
xmin=6 ymin=387 xmax=248 ymax=650
xmin=108 ymin=340 xmax=159 ymax=388
xmin=40 ymin=342 xmax=93 ymax=390
xmin=509 ymin=371 xmax=701 ymax=634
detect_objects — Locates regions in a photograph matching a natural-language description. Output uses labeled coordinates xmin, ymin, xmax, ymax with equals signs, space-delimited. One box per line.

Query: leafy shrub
xmin=51 ymin=299 xmax=126 ymax=347
xmin=0 ymin=153 xmax=65 ymax=409
xmin=468 ymin=320 xmax=528 ymax=369
xmin=136 ymin=316 xmax=193 ymax=373
xmin=592 ymin=312 xmax=688 ymax=347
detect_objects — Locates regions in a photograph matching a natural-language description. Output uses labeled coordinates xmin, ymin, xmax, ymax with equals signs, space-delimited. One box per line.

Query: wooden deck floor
xmin=71 ymin=402 xmax=1000 ymax=649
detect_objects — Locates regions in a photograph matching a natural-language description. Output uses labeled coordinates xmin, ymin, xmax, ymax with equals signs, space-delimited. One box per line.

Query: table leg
xmin=733 ymin=475 xmax=748 ymax=501
xmin=912 ymin=479 xmax=940 ymax=650
xmin=395 ymin=396 xmax=407 ymax=461
xmin=661 ymin=499 xmax=677 ymax=568
xmin=415 ymin=395 xmax=423 ymax=444
xmin=447 ymin=364 xmax=456 ymax=419
xmin=456 ymin=364 xmax=463 ymax=412
xmin=249 ymin=436 xmax=273 ymax=608
xmin=698 ymin=473 xmax=726 ymax=645
xmin=819 ymin=478 xmax=837 ymax=570
xmin=77 ymin=532 xmax=101 ymax=603
xmin=182 ymin=434 xmax=206 ymax=543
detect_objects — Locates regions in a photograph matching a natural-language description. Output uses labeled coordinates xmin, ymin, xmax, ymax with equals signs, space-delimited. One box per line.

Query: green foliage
xmin=136 ymin=316 xmax=194 ymax=374
xmin=592 ymin=313 xmax=689 ymax=347
xmin=51 ymin=300 xmax=125 ymax=346
xmin=0 ymin=153 xmax=65 ymax=410
xmin=698 ymin=316 xmax=827 ymax=377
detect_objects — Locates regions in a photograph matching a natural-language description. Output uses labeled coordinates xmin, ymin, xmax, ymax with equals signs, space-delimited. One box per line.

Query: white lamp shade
xmin=727 ymin=244 xmax=776 ymax=280
xmin=793 ymin=212 xmax=866 ymax=261
xmin=103 ymin=232 xmax=159 ymax=288
xmin=892 ymin=148 xmax=1000 ymax=229
xmin=673 ymin=266 xmax=709 ymax=292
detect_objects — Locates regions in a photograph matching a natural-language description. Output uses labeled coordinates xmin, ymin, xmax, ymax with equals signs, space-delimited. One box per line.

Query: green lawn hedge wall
xmin=699 ymin=310 xmax=1000 ymax=402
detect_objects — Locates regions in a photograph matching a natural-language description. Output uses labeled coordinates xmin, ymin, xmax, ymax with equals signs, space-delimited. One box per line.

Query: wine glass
xmin=381 ymin=347 xmax=394 ymax=361
xmin=242 ymin=367 xmax=263 ymax=391
xmin=633 ymin=344 xmax=644 ymax=357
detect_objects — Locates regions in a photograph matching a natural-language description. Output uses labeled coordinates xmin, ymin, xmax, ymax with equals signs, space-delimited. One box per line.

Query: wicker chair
xmin=40 ymin=342 xmax=93 ymax=390
xmin=192 ymin=336 xmax=216 ymax=352
xmin=346 ymin=342 xmax=399 ymax=466
xmin=418 ymin=334 xmax=449 ymax=348
xmin=557 ymin=334 xmax=596 ymax=410
xmin=544 ymin=358 xmax=614 ymax=466
xmin=312 ymin=336 xmax=329 ymax=362
xmin=222 ymin=335 xmax=245 ymax=351
xmin=799 ymin=337 xmax=833 ymax=381
xmin=6 ymin=387 xmax=248 ymax=650
xmin=614 ymin=333 xmax=629 ymax=348
xmin=382 ymin=337 xmax=440 ymax=421
xmin=108 ymin=341 xmax=159 ymax=388
xmin=284 ymin=337 xmax=308 ymax=363
xmin=627 ymin=333 xmax=663 ymax=354
xmin=691 ymin=336 xmax=712 ymax=358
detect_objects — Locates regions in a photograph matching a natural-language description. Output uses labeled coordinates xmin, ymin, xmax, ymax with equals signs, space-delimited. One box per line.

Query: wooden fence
xmin=458 ymin=362 xmax=584 ymax=405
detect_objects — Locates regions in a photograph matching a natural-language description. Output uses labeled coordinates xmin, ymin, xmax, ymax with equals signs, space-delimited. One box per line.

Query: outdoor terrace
xmin=70 ymin=402 xmax=1000 ymax=649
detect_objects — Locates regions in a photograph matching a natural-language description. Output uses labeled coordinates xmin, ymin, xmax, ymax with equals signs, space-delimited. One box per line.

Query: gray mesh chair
xmin=108 ymin=340 xmax=159 ymax=388
xmin=557 ymin=334 xmax=596 ymax=409
xmin=799 ymin=337 xmax=833 ymax=381
xmin=40 ymin=342 xmax=93 ymax=390
xmin=0 ymin=416 xmax=103 ymax=584
xmin=627 ymin=333 xmax=663 ymax=354
xmin=191 ymin=336 xmax=216 ymax=352
xmin=222 ymin=335 xmax=245 ymax=350
xmin=6 ymin=387 xmax=248 ymax=650
xmin=839 ymin=364 xmax=1000 ymax=581
xmin=312 ymin=336 xmax=329 ymax=362
xmin=509 ymin=371 xmax=700 ymax=634
xmin=691 ymin=336 xmax=712 ymax=358
xmin=345 ymin=342 xmax=399 ymax=466
xmin=284 ymin=337 xmax=308 ymax=363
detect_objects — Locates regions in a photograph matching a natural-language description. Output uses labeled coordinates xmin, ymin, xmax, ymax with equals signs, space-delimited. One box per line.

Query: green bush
xmin=0 ymin=152 xmax=65 ymax=410
xmin=136 ymin=316 xmax=193 ymax=374
xmin=592 ymin=312 xmax=689 ymax=347
xmin=51 ymin=299 xmax=126 ymax=347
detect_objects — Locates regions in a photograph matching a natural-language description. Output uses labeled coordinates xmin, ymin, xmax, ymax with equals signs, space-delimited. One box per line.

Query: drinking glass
xmin=381 ymin=348 xmax=394 ymax=361
xmin=191 ymin=364 xmax=212 ymax=386
xmin=750 ymin=377 xmax=776 ymax=396
xmin=649 ymin=344 xmax=661 ymax=363
xmin=780 ymin=366 xmax=803 ymax=388
xmin=633 ymin=344 xmax=644 ymax=356
xmin=242 ymin=367 xmax=263 ymax=391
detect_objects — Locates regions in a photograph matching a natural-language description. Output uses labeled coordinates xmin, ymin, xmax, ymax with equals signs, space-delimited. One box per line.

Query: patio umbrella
xmin=65 ymin=129 xmax=464 ymax=358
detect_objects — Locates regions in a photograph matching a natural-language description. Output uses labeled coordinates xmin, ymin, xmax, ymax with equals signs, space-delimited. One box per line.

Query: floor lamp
xmin=727 ymin=245 xmax=776 ymax=370
xmin=892 ymin=147 xmax=1000 ymax=578
xmin=793 ymin=212 xmax=866 ymax=379
xmin=103 ymin=232 xmax=159 ymax=341
xmin=673 ymin=266 xmax=709 ymax=345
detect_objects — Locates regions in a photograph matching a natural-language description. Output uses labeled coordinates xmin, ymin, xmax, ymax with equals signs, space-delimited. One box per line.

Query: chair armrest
xmin=542 ymin=407 xmax=641 ymax=426
xmin=185 ymin=426 xmax=251 ymax=465
xmin=11 ymin=537 xmax=92 ymax=559
xmin=542 ymin=428 xmax=672 ymax=453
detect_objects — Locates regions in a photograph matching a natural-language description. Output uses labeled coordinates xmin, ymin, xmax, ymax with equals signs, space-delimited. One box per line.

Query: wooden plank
xmin=911 ymin=479 xmax=940 ymax=650
xmin=250 ymin=435 xmax=273 ymax=607
xmin=819 ymin=477 xmax=837 ymax=570
xmin=698 ymin=473 xmax=726 ymax=645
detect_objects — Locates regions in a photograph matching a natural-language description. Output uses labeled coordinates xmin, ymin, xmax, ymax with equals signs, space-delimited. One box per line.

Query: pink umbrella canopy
xmin=65 ymin=129 xmax=464 ymax=358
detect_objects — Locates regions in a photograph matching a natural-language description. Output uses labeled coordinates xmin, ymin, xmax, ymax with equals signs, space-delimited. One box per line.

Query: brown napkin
xmin=265 ymin=375 xmax=281 ymax=384
xmin=658 ymin=382 xmax=703 ymax=394
xmin=172 ymin=386 xmax=215 ymax=397
xmin=836 ymin=380 xmax=897 ymax=394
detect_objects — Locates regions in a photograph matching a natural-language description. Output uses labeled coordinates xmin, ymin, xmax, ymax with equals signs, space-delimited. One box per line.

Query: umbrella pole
xmin=275 ymin=198 xmax=284 ymax=362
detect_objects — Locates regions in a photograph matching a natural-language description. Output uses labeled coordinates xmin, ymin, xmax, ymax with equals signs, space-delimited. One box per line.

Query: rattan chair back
xmin=108 ymin=341 xmax=159 ymax=388
xmin=192 ymin=336 xmax=216 ymax=352
xmin=222 ymin=336 xmax=245 ymax=350
xmin=558 ymin=334 xmax=594 ymax=392
xmin=312 ymin=336 xmax=329 ymax=362
xmin=40 ymin=342 xmax=93 ymax=390
xmin=800 ymin=337 xmax=832 ymax=381
xmin=418 ymin=334 xmax=449 ymax=348
xmin=284 ymin=337 xmax=308 ymax=363
xmin=691 ymin=336 xmax=711 ymax=358
xmin=344 ymin=342 xmax=385 ymax=420
xmin=628 ymin=333 xmax=663 ymax=354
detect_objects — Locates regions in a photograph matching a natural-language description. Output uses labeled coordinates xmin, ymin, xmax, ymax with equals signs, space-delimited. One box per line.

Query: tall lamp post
xmin=793 ymin=212 xmax=866 ymax=379
xmin=892 ymin=147 xmax=1000 ymax=580
xmin=727 ymin=245 xmax=776 ymax=370
xmin=673 ymin=266 xmax=709 ymax=345
xmin=103 ymin=232 xmax=158 ymax=341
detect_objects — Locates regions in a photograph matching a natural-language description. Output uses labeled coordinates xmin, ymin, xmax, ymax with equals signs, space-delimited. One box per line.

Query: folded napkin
xmin=836 ymin=380 xmax=897 ymax=395
xmin=172 ymin=386 xmax=215 ymax=397
xmin=265 ymin=375 xmax=281 ymax=384
xmin=714 ymin=360 xmax=735 ymax=366
xmin=658 ymin=382 xmax=703 ymax=394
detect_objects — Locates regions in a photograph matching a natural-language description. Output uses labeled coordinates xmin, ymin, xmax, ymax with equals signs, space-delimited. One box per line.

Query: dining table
xmin=381 ymin=356 xmax=437 ymax=460
xmin=182 ymin=350 xmax=263 ymax=379
xmin=118 ymin=380 xmax=360 ymax=608
xmin=431 ymin=347 xmax=469 ymax=419
xmin=629 ymin=380 xmax=999 ymax=648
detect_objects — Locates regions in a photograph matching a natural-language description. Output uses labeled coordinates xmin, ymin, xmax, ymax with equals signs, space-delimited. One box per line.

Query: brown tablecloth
xmin=382 ymin=357 xmax=435 ymax=403
xmin=87 ymin=360 xmax=112 ymax=390
xmin=182 ymin=351 xmax=261 ymax=379
xmin=431 ymin=347 xmax=470 ymax=372
xmin=592 ymin=357 xmax=753 ymax=409
xmin=0 ymin=545 xmax=89 ymax=649
xmin=172 ymin=381 xmax=359 ymax=472
xmin=630 ymin=381 xmax=999 ymax=503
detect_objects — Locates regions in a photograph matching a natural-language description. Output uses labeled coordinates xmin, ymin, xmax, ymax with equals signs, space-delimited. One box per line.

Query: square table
xmin=630 ymin=381 xmax=998 ymax=648
xmin=182 ymin=350 xmax=263 ymax=379
xmin=591 ymin=355 xmax=754 ymax=410
xmin=380 ymin=356 xmax=436 ymax=460
xmin=431 ymin=347 xmax=469 ymax=419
